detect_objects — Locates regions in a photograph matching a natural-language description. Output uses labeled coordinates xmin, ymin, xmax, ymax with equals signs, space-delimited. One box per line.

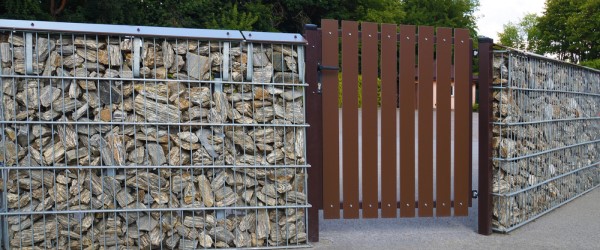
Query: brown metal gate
xmin=304 ymin=19 xmax=473 ymax=241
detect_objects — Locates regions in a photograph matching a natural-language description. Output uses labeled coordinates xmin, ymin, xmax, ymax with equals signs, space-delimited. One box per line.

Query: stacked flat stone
xmin=0 ymin=32 xmax=307 ymax=249
xmin=491 ymin=51 xmax=600 ymax=231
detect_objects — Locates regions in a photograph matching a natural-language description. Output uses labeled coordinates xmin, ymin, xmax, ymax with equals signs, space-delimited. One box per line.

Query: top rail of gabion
xmin=494 ymin=44 xmax=600 ymax=74
xmin=0 ymin=19 xmax=307 ymax=44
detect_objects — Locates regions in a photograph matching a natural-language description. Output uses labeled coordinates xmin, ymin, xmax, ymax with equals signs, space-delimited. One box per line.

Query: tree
xmin=206 ymin=3 xmax=259 ymax=30
xmin=357 ymin=0 xmax=405 ymax=24
xmin=402 ymin=0 xmax=480 ymax=36
xmin=0 ymin=0 xmax=50 ymax=20
xmin=536 ymin=0 xmax=600 ymax=63
xmin=498 ymin=22 xmax=524 ymax=49
xmin=0 ymin=0 xmax=481 ymax=35
xmin=497 ymin=13 xmax=540 ymax=52
xmin=566 ymin=0 xmax=600 ymax=63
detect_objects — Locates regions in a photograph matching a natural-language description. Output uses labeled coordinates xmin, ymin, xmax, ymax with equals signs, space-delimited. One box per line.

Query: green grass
xmin=337 ymin=73 xmax=382 ymax=108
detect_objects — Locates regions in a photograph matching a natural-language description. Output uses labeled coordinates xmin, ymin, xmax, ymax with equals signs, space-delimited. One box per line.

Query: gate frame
xmin=303 ymin=20 xmax=485 ymax=242
xmin=477 ymin=37 xmax=494 ymax=235
xmin=304 ymin=24 xmax=324 ymax=242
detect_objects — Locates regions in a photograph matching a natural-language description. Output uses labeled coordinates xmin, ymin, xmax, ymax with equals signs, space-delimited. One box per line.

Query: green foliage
xmin=206 ymin=3 xmax=259 ymax=30
xmin=580 ymin=59 xmax=600 ymax=70
xmin=357 ymin=0 xmax=405 ymax=24
xmin=497 ymin=13 xmax=541 ymax=52
xmin=472 ymin=103 xmax=479 ymax=112
xmin=0 ymin=0 xmax=50 ymax=20
xmin=0 ymin=0 xmax=481 ymax=34
xmin=520 ymin=13 xmax=541 ymax=52
xmin=498 ymin=0 xmax=600 ymax=63
xmin=402 ymin=0 xmax=480 ymax=37
xmin=338 ymin=73 xmax=382 ymax=108
xmin=498 ymin=23 xmax=523 ymax=49
xmin=536 ymin=0 xmax=600 ymax=63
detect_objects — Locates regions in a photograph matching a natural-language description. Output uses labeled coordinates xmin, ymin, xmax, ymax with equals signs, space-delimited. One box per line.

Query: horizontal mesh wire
xmin=0 ymin=28 xmax=308 ymax=249
xmin=491 ymin=50 xmax=600 ymax=232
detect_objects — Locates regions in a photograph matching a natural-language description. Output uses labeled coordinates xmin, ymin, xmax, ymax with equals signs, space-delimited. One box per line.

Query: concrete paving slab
xmin=313 ymin=188 xmax=599 ymax=249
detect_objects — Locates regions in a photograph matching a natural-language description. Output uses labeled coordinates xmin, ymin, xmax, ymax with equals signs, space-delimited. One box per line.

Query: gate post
xmin=304 ymin=23 xmax=323 ymax=242
xmin=477 ymin=37 xmax=494 ymax=235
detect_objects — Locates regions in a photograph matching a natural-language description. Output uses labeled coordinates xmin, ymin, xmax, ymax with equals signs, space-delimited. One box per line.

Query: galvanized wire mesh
xmin=491 ymin=49 xmax=600 ymax=232
xmin=0 ymin=24 xmax=308 ymax=249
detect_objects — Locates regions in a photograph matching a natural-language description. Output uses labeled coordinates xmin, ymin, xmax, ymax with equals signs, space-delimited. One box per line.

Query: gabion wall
xmin=0 ymin=24 xmax=308 ymax=249
xmin=492 ymin=49 xmax=600 ymax=232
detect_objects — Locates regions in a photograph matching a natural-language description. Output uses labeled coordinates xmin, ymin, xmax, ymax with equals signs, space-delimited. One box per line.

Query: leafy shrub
xmin=337 ymin=73 xmax=382 ymax=108
xmin=580 ymin=59 xmax=600 ymax=70
xmin=472 ymin=102 xmax=479 ymax=112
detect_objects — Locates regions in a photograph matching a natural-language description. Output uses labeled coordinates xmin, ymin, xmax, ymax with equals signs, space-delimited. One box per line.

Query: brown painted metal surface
xmin=469 ymin=39 xmax=474 ymax=207
xmin=435 ymin=27 xmax=452 ymax=217
xmin=478 ymin=37 xmax=494 ymax=234
xmin=304 ymin=24 xmax=323 ymax=241
xmin=314 ymin=20 xmax=473 ymax=223
xmin=341 ymin=20 xmax=360 ymax=219
xmin=399 ymin=25 xmax=416 ymax=218
xmin=417 ymin=26 xmax=434 ymax=217
xmin=321 ymin=19 xmax=340 ymax=219
xmin=380 ymin=23 xmax=398 ymax=218
xmin=453 ymin=28 xmax=470 ymax=216
xmin=360 ymin=22 xmax=380 ymax=219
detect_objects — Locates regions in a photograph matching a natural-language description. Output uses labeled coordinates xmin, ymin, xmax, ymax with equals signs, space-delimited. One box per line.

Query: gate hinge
xmin=472 ymin=190 xmax=479 ymax=198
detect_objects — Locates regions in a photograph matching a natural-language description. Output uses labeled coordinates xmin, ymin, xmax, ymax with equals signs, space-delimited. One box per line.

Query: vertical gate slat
xmin=435 ymin=27 xmax=452 ymax=217
xmin=454 ymin=28 xmax=471 ymax=216
xmin=360 ymin=22 xmax=379 ymax=218
xmin=321 ymin=19 xmax=340 ymax=219
xmin=380 ymin=23 xmax=398 ymax=218
xmin=399 ymin=25 xmax=416 ymax=218
xmin=342 ymin=20 xmax=360 ymax=219
xmin=417 ymin=26 xmax=434 ymax=217
xmin=469 ymin=39 xmax=474 ymax=208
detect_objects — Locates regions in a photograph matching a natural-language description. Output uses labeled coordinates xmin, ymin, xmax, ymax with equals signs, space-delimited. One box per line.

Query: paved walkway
xmin=313 ymin=188 xmax=599 ymax=249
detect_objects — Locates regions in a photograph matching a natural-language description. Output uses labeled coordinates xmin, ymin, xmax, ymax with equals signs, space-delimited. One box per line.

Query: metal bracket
xmin=246 ymin=43 xmax=253 ymax=81
xmin=25 ymin=32 xmax=33 ymax=75
xmin=132 ymin=38 xmax=142 ymax=77
xmin=472 ymin=190 xmax=479 ymax=199
xmin=297 ymin=45 xmax=305 ymax=82
xmin=222 ymin=42 xmax=230 ymax=81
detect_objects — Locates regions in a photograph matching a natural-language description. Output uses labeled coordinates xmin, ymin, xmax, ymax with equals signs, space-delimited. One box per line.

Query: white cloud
xmin=475 ymin=0 xmax=546 ymax=41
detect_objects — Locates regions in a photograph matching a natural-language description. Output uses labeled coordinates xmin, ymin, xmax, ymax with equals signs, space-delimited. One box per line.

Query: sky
xmin=475 ymin=0 xmax=546 ymax=41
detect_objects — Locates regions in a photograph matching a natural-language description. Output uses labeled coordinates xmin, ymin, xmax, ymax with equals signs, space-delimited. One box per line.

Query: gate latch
xmin=472 ymin=190 xmax=479 ymax=199
xmin=316 ymin=63 xmax=339 ymax=94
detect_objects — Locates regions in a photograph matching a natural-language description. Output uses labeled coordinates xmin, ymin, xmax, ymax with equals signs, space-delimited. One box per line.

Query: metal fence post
xmin=478 ymin=36 xmax=494 ymax=235
xmin=304 ymin=23 xmax=323 ymax=242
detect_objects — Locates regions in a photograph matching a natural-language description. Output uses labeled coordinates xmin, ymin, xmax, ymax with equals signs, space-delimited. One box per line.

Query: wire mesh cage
xmin=491 ymin=49 xmax=600 ymax=232
xmin=0 ymin=20 xmax=309 ymax=249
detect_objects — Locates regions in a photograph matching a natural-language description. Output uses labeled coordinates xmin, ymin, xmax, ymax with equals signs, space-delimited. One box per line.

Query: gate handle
xmin=315 ymin=63 xmax=339 ymax=94
xmin=317 ymin=63 xmax=339 ymax=71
